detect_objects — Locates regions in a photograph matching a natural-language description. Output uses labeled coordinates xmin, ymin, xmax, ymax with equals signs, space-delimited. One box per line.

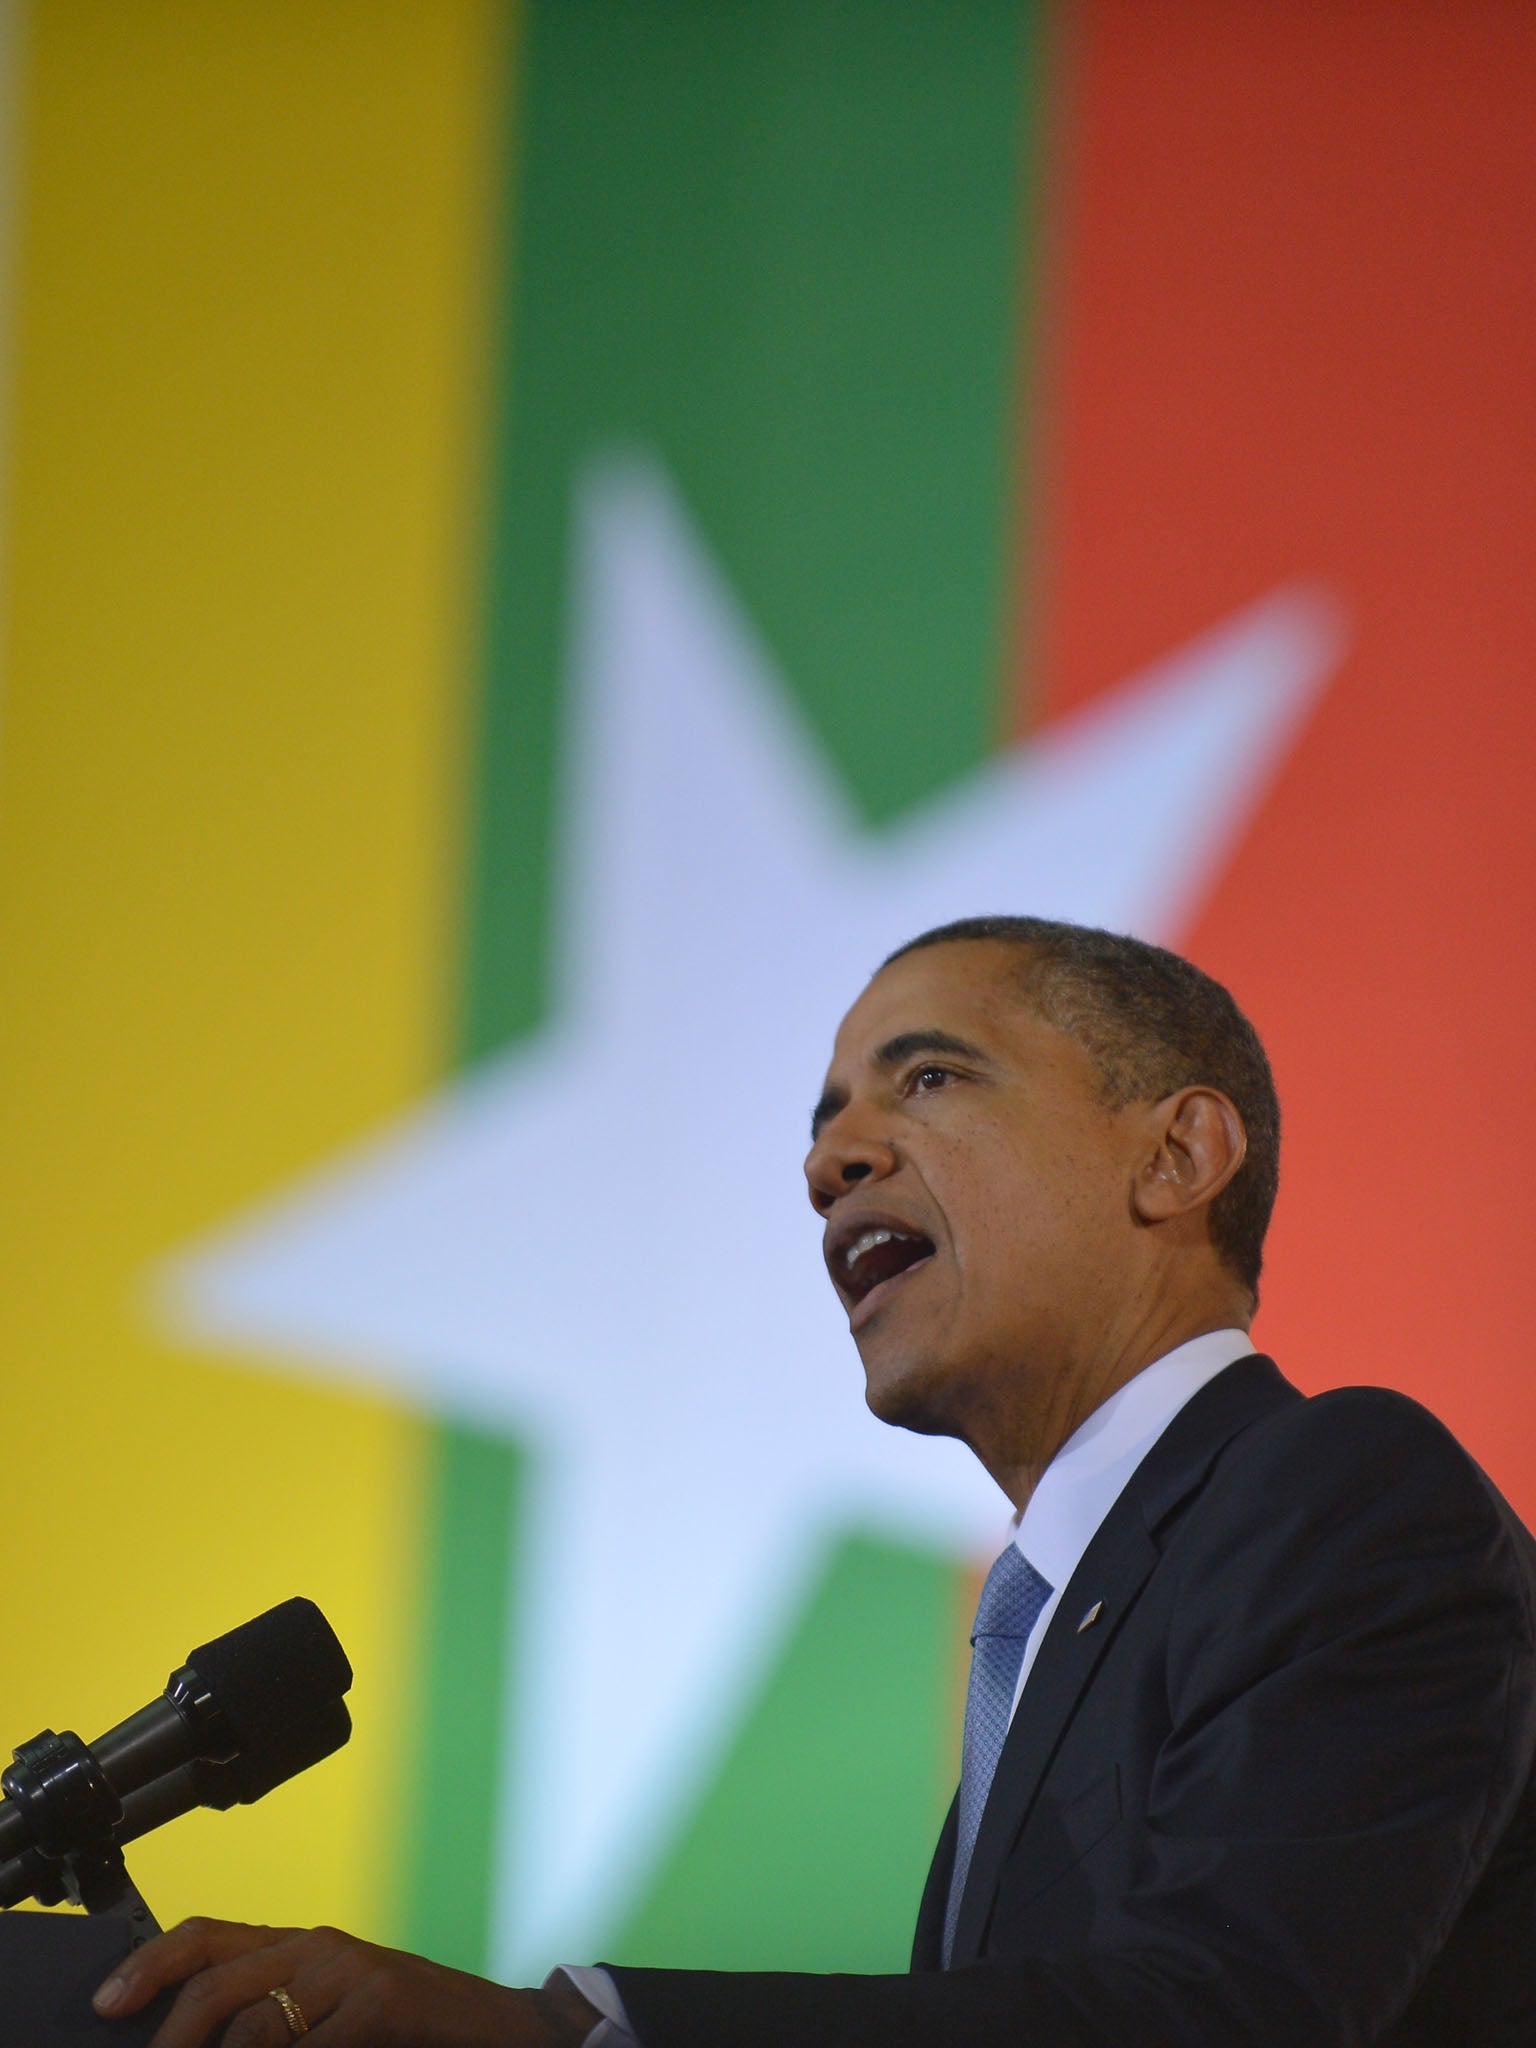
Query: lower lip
xmin=849 ymin=1253 xmax=935 ymax=1333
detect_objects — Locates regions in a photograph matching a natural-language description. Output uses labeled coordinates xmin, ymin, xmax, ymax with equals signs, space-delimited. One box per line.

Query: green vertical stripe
xmin=412 ymin=0 xmax=1051 ymax=1972
xmin=398 ymin=1429 xmax=523 ymax=1970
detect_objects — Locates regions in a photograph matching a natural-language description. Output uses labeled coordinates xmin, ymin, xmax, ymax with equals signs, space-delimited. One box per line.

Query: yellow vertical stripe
xmin=0 ymin=0 xmax=507 ymax=1935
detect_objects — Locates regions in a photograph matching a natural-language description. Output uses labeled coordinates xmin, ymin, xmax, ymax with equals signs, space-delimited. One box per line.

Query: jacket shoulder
xmin=1170 ymin=1373 xmax=1536 ymax=1651
xmin=1225 ymin=1377 xmax=1520 ymax=1520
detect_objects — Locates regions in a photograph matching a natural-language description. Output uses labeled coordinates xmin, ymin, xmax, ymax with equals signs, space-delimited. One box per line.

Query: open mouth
xmin=834 ymin=1223 xmax=936 ymax=1311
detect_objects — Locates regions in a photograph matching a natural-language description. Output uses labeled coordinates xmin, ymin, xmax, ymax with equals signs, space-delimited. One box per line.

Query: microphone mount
xmin=1 ymin=1731 xmax=159 ymax=1945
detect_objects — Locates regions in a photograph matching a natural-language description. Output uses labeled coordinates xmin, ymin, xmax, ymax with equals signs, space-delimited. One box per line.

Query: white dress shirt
xmin=554 ymin=1328 xmax=1257 ymax=2045
xmin=1005 ymin=1326 xmax=1255 ymax=1712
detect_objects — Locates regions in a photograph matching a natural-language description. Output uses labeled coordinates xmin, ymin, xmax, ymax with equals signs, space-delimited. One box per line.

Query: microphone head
xmin=193 ymin=1698 xmax=352 ymax=1810
xmin=183 ymin=1599 xmax=352 ymax=1751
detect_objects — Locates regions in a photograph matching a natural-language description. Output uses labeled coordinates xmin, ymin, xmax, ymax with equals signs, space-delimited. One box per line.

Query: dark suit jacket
xmin=609 ymin=1357 xmax=1536 ymax=2044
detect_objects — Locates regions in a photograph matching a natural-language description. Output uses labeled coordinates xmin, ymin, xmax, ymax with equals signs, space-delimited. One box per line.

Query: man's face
xmin=805 ymin=941 xmax=1149 ymax=1452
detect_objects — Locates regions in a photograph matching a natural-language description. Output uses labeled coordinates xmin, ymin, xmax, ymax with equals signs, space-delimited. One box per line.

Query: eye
xmin=908 ymin=1063 xmax=954 ymax=1095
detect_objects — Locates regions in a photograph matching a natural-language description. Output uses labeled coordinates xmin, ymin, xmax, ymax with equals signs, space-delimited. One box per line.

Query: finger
xmin=213 ymin=1948 xmax=360 ymax=2048
xmin=95 ymin=1918 xmax=291 ymax=2019
xmin=206 ymin=1991 xmax=299 ymax=2048
xmin=138 ymin=1930 xmax=324 ymax=2048
xmin=219 ymin=1966 xmax=348 ymax=2048
xmin=214 ymin=1986 xmax=315 ymax=2048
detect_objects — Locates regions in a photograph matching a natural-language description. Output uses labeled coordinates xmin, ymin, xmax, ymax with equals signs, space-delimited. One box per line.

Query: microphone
xmin=0 ymin=1598 xmax=351 ymax=1865
xmin=0 ymin=1699 xmax=353 ymax=1909
xmin=121 ymin=1695 xmax=353 ymax=1831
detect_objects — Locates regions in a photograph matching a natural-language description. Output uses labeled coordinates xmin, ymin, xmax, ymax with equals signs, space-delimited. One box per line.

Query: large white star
xmin=153 ymin=457 xmax=1342 ymax=1974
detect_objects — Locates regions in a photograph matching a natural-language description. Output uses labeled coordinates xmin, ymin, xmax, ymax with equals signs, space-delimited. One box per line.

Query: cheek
xmin=947 ymin=1145 xmax=1112 ymax=1293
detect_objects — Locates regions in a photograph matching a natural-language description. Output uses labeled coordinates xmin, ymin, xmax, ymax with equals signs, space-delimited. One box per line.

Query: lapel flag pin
xmin=1076 ymin=1600 xmax=1103 ymax=1634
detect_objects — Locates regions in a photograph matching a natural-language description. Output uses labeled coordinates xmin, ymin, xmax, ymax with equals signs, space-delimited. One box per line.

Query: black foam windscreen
xmin=195 ymin=1697 xmax=352 ymax=1810
xmin=186 ymin=1599 xmax=351 ymax=1750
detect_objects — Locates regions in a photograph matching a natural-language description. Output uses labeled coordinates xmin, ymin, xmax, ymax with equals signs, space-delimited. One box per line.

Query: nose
xmin=804 ymin=1107 xmax=898 ymax=1216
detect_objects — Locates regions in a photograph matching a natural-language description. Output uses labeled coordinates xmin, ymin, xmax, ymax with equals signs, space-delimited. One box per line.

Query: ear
xmin=1131 ymin=1087 xmax=1247 ymax=1226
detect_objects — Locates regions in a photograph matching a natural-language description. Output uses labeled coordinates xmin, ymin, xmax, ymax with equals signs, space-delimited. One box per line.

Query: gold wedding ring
xmin=266 ymin=1986 xmax=310 ymax=2038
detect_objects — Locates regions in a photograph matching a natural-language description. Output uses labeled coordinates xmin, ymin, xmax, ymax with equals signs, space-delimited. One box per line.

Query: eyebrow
xmin=809 ymin=1028 xmax=993 ymax=1140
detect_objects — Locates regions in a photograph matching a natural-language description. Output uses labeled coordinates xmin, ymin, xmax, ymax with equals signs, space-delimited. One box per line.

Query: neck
xmin=981 ymin=1297 xmax=1251 ymax=1512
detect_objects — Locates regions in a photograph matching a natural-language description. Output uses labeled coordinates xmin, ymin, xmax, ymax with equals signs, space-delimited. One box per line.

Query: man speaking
xmin=96 ymin=918 xmax=1536 ymax=2044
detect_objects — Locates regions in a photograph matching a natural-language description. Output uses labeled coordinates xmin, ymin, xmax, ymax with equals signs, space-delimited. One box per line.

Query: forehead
xmin=828 ymin=940 xmax=1038 ymax=1069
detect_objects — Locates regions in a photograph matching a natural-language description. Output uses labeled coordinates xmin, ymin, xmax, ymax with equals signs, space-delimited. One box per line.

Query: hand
xmin=92 ymin=1916 xmax=600 ymax=2047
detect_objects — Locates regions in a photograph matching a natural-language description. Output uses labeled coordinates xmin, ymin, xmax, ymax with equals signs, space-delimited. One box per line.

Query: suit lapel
xmin=948 ymin=1355 xmax=1300 ymax=1966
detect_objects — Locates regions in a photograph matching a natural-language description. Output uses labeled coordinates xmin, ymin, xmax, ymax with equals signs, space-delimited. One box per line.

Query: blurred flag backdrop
xmin=1 ymin=0 xmax=1534 ymax=1985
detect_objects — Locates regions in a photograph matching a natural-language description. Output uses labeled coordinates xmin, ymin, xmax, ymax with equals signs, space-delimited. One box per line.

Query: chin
xmin=861 ymin=1351 xmax=964 ymax=1439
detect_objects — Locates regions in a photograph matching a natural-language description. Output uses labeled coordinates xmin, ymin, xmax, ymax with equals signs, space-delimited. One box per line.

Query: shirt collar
xmin=1013 ymin=1328 xmax=1256 ymax=1596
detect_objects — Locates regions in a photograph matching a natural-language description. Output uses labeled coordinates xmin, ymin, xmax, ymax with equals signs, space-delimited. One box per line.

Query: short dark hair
xmin=883 ymin=916 xmax=1279 ymax=1299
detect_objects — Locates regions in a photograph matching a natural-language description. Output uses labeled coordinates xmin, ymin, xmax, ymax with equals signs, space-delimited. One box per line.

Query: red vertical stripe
xmin=1027 ymin=0 xmax=1536 ymax=1502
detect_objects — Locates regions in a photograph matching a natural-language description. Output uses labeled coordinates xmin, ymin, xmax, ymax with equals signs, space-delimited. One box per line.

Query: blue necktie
xmin=943 ymin=1543 xmax=1053 ymax=1966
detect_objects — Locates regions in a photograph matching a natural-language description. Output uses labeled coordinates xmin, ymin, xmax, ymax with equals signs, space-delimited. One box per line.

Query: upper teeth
xmin=845 ymin=1227 xmax=911 ymax=1269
